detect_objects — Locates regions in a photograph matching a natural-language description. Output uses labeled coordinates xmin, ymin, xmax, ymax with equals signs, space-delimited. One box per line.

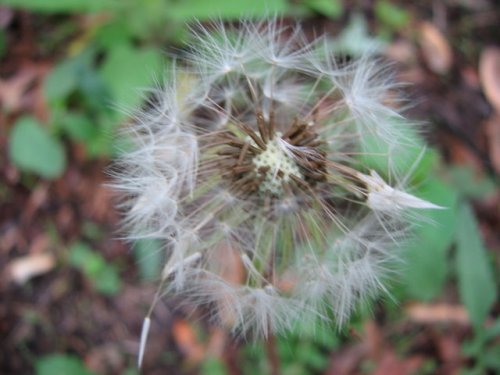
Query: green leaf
xmin=83 ymin=117 xmax=117 ymax=157
xmin=359 ymin=118 xmax=424 ymax=176
xmin=304 ymin=0 xmax=343 ymax=19
xmin=81 ymin=221 xmax=104 ymax=240
xmin=455 ymin=203 xmax=497 ymax=328
xmin=484 ymin=318 xmax=500 ymax=341
xmin=460 ymin=368 xmax=483 ymax=375
xmin=59 ymin=113 xmax=98 ymax=142
xmin=79 ymin=68 xmax=110 ymax=111
xmin=123 ymin=368 xmax=140 ymax=375
xmin=36 ymin=354 xmax=97 ymax=375
xmin=44 ymin=59 xmax=80 ymax=103
xmin=448 ymin=166 xmax=496 ymax=198
xmin=375 ymin=1 xmax=410 ymax=30
xmin=9 ymin=117 xmax=66 ymax=179
xmin=332 ymin=14 xmax=386 ymax=56
xmin=69 ymin=243 xmax=121 ymax=295
xmin=133 ymin=239 xmax=164 ymax=282
xmin=100 ymin=43 xmax=162 ymax=110
xmin=94 ymin=20 xmax=134 ymax=50
xmin=0 ymin=30 xmax=6 ymax=58
xmin=69 ymin=243 xmax=105 ymax=275
xmin=402 ymin=179 xmax=458 ymax=300
xmin=4 ymin=0 xmax=118 ymax=13
xmin=484 ymin=346 xmax=500 ymax=369
xmin=201 ymin=357 xmax=228 ymax=375
xmin=93 ymin=264 xmax=121 ymax=295
xmin=44 ymin=50 xmax=98 ymax=104
xmin=167 ymin=0 xmax=289 ymax=20
xmin=461 ymin=320 xmax=500 ymax=360
xmin=56 ymin=113 xmax=115 ymax=158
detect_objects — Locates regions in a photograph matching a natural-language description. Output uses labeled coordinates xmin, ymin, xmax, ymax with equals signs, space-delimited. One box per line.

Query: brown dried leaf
xmin=405 ymin=303 xmax=469 ymax=325
xmin=0 ymin=7 xmax=14 ymax=28
xmin=479 ymin=47 xmax=500 ymax=113
xmin=172 ymin=319 xmax=206 ymax=364
xmin=385 ymin=40 xmax=417 ymax=65
xmin=419 ymin=22 xmax=453 ymax=74
xmin=8 ymin=253 xmax=55 ymax=284
xmin=0 ymin=67 xmax=38 ymax=113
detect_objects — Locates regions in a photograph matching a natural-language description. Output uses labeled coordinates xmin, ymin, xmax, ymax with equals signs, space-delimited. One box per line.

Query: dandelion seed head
xmin=251 ymin=134 xmax=302 ymax=195
xmin=114 ymin=18 xmax=441 ymax=339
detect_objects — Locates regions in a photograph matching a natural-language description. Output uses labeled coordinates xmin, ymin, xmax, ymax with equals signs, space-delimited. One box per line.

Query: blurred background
xmin=0 ymin=0 xmax=499 ymax=374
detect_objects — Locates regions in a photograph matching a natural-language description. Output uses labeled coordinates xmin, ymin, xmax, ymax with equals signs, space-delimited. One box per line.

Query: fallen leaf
xmin=172 ymin=319 xmax=205 ymax=364
xmin=419 ymin=22 xmax=453 ymax=74
xmin=0 ymin=67 xmax=38 ymax=113
xmin=405 ymin=303 xmax=469 ymax=325
xmin=385 ymin=40 xmax=417 ymax=65
xmin=479 ymin=47 xmax=500 ymax=113
xmin=0 ymin=7 xmax=14 ymax=28
xmin=8 ymin=253 xmax=56 ymax=284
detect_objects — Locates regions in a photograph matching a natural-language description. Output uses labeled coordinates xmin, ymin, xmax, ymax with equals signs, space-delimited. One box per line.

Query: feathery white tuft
xmin=357 ymin=170 xmax=444 ymax=212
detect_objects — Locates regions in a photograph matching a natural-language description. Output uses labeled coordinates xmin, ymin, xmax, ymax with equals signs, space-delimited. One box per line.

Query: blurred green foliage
xmin=133 ymin=239 xmax=165 ymax=282
xmin=0 ymin=30 xmax=6 ymax=57
xmin=456 ymin=203 xmax=496 ymax=329
xmin=35 ymin=354 xmax=97 ymax=375
xmin=3 ymin=0 xmax=117 ymax=13
xmin=4 ymin=0 xmax=343 ymax=19
xmin=462 ymin=318 xmax=500 ymax=375
xmin=374 ymin=1 xmax=410 ymax=32
xmin=9 ymin=117 xmax=66 ymax=179
xmin=69 ymin=242 xmax=121 ymax=295
xmin=332 ymin=14 xmax=386 ymax=56
xmin=201 ymin=357 xmax=229 ymax=375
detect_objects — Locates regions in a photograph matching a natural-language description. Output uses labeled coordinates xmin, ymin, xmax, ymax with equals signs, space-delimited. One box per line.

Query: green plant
xmin=69 ymin=242 xmax=121 ymax=295
xmin=8 ymin=117 xmax=66 ymax=179
xmin=35 ymin=354 xmax=97 ymax=375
